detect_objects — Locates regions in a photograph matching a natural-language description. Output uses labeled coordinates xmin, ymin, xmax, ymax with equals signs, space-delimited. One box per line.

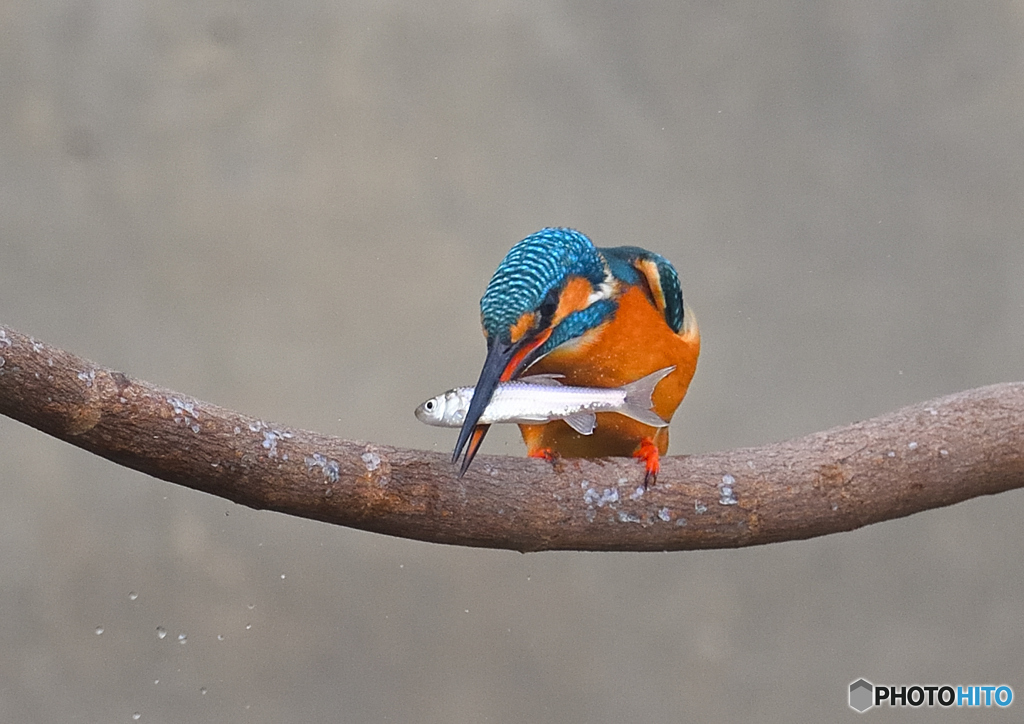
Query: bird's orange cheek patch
xmin=553 ymin=276 xmax=594 ymax=325
xmin=509 ymin=312 xmax=537 ymax=344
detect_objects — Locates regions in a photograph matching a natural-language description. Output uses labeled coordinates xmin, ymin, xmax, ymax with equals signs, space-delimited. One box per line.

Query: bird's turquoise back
xmin=598 ymin=246 xmax=686 ymax=333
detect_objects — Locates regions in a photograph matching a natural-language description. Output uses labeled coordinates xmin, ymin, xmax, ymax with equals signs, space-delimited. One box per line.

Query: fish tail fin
xmin=618 ymin=366 xmax=674 ymax=428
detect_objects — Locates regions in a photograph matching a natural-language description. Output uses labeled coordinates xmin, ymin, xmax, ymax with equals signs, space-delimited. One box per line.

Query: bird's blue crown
xmin=480 ymin=228 xmax=606 ymax=341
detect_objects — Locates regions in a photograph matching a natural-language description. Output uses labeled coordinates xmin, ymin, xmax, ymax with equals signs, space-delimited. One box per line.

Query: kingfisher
xmin=452 ymin=227 xmax=700 ymax=485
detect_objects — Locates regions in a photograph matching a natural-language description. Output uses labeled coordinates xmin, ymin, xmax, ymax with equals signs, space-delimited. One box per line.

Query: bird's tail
xmin=618 ymin=366 xmax=674 ymax=428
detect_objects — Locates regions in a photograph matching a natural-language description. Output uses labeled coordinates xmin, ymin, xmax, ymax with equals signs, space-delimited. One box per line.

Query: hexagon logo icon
xmin=850 ymin=679 xmax=873 ymax=712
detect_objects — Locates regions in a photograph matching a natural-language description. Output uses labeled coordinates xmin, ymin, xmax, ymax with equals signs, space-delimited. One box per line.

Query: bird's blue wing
xmin=599 ymin=246 xmax=686 ymax=334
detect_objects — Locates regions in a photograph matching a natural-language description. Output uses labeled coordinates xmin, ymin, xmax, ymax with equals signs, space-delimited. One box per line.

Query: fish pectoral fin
xmin=564 ymin=412 xmax=597 ymax=435
xmin=516 ymin=374 xmax=564 ymax=386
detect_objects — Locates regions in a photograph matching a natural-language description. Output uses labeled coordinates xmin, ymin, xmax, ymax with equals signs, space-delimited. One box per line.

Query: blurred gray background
xmin=2 ymin=1 xmax=1023 ymax=721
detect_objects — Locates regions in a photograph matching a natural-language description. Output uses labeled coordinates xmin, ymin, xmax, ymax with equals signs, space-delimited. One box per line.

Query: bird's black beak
xmin=452 ymin=337 xmax=514 ymax=475
xmin=452 ymin=327 xmax=553 ymax=476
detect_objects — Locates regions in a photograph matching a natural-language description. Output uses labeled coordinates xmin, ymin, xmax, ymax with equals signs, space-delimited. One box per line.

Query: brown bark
xmin=1 ymin=322 xmax=1022 ymax=552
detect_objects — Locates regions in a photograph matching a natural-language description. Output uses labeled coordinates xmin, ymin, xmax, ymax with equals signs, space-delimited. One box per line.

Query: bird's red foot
xmin=528 ymin=447 xmax=558 ymax=464
xmin=633 ymin=438 xmax=660 ymax=489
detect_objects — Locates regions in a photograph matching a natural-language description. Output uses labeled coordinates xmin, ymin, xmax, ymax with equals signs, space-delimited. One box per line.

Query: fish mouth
xmin=413 ymin=402 xmax=432 ymax=424
xmin=451 ymin=328 xmax=552 ymax=475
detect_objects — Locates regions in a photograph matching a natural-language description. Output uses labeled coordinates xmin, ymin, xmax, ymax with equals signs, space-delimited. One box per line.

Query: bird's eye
xmin=538 ymin=288 xmax=559 ymax=323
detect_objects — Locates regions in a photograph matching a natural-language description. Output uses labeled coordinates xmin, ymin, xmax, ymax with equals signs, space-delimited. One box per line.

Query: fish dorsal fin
xmin=516 ymin=373 xmax=564 ymax=387
xmin=563 ymin=412 xmax=597 ymax=435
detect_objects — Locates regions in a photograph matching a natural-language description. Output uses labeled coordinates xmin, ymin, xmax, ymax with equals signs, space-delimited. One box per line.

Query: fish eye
xmin=424 ymin=400 xmax=435 ymax=411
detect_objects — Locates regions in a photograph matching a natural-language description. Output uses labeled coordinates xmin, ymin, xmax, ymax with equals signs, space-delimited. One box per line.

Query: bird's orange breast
xmin=518 ymin=285 xmax=700 ymax=458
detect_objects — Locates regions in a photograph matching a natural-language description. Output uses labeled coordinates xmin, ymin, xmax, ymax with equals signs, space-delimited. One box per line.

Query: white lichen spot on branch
xmin=583 ymin=485 xmax=619 ymax=507
xmin=718 ymin=474 xmax=738 ymax=506
xmin=167 ymin=396 xmax=201 ymax=434
xmin=360 ymin=446 xmax=390 ymax=485
xmin=261 ymin=429 xmax=293 ymax=459
xmin=361 ymin=451 xmax=381 ymax=472
xmin=305 ymin=452 xmax=340 ymax=483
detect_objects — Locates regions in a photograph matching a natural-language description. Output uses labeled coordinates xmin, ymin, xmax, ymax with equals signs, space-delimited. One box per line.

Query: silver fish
xmin=415 ymin=366 xmax=674 ymax=435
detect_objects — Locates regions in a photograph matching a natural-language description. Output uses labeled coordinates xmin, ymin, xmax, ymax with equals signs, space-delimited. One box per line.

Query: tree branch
xmin=1 ymin=322 xmax=1022 ymax=552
